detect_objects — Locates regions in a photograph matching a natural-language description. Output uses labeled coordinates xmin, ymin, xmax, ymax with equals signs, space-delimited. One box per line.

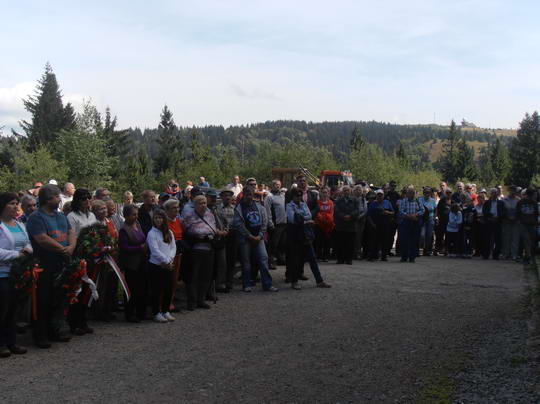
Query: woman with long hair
xmin=66 ymin=188 xmax=96 ymax=336
xmin=0 ymin=193 xmax=32 ymax=357
xmin=67 ymin=188 xmax=95 ymax=236
xmin=146 ymin=209 xmax=176 ymax=323
xmin=163 ymin=198 xmax=183 ymax=313
xmin=118 ymin=204 xmax=147 ymax=323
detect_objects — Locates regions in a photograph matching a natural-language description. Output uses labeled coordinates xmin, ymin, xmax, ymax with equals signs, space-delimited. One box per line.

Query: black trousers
xmin=67 ymin=301 xmax=88 ymax=330
xmin=385 ymin=221 xmax=397 ymax=255
xmin=369 ymin=219 xmax=390 ymax=259
xmin=484 ymin=221 xmax=502 ymax=259
xmin=446 ymin=231 xmax=463 ymax=255
xmin=149 ymin=263 xmax=173 ymax=314
xmin=124 ymin=269 xmax=148 ymax=319
xmin=184 ymin=249 xmax=214 ymax=305
xmin=268 ymin=224 xmax=287 ymax=263
xmin=0 ymin=278 xmax=17 ymax=347
xmin=435 ymin=220 xmax=448 ymax=252
xmin=335 ymin=231 xmax=356 ymax=262
xmin=34 ymin=262 xmax=65 ymax=339
xmin=314 ymin=226 xmax=332 ymax=260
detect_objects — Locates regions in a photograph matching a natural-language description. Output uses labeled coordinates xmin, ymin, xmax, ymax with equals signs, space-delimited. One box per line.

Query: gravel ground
xmin=1 ymin=256 xmax=538 ymax=403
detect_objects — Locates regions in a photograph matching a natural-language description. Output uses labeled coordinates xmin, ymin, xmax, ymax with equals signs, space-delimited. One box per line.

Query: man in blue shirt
xmin=397 ymin=187 xmax=424 ymax=263
xmin=26 ymin=184 xmax=76 ymax=349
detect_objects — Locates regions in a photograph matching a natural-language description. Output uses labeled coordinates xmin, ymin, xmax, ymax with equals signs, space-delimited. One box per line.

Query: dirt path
xmin=1 ymin=257 xmax=537 ymax=403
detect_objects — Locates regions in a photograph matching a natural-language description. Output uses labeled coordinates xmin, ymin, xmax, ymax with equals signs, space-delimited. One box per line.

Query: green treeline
xmin=1 ymin=64 xmax=539 ymax=198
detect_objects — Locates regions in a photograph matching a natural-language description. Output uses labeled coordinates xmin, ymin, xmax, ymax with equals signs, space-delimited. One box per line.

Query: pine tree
xmin=103 ymin=107 xmax=131 ymax=157
xmin=19 ymin=63 xmax=76 ymax=151
xmin=437 ymin=120 xmax=461 ymax=183
xmin=489 ymin=138 xmax=510 ymax=185
xmin=350 ymin=126 xmax=365 ymax=152
xmin=510 ymin=112 xmax=540 ymax=186
xmin=155 ymin=105 xmax=183 ymax=175
xmin=455 ymin=139 xmax=477 ymax=181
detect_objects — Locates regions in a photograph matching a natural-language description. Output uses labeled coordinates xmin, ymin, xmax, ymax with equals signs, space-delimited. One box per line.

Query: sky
xmin=1 ymin=0 xmax=539 ymax=134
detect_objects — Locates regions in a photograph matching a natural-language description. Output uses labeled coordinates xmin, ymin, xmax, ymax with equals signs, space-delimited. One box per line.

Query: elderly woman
xmin=163 ymin=198 xmax=183 ymax=313
xmin=106 ymin=199 xmax=123 ymax=233
xmin=182 ymin=195 xmax=217 ymax=310
xmin=286 ymin=188 xmax=331 ymax=290
xmin=118 ymin=204 xmax=147 ymax=323
xmin=67 ymin=188 xmax=96 ymax=236
xmin=91 ymin=199 xmax=119 ymax=321
xmin=0 ymin=193 xmax=32 ymax=357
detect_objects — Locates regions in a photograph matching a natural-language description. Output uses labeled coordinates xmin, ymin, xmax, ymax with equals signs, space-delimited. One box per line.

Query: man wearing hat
xmin=217 ymin=188 xmax=237 ymax=291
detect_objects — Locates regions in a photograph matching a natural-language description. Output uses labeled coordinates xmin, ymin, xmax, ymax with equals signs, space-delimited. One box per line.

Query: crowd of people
xmin=0 ymin=175 xmax=538 ymax=358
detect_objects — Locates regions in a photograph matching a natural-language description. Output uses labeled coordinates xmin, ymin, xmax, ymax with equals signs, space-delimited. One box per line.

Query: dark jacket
xmin=138 ymin=205 xmax=155 ymax=235
xmin=334 ymin=196 xmax=359 ymax=232
xmin=482 ymin=200 xmax=506 ymax=223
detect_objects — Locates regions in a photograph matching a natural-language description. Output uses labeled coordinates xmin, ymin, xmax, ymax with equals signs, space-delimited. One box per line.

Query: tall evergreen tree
xmin=19 ymin=63 xmax=76 ymax=151
xmin=155 ymin=105 xmax=183 ymax=175
xmin=103 ymin=106 xmax=131 ymax=157
xmin=350 ymin=126 xmax=365 ymax=152
xmin=437 ymin=120 xmax=461 ymax=183
xmin=489 ymin=138 xmax=510 ymax=185
xmin=510 ymin=112 xmax=540 ymax=186
xmin=455 ymin=138 xmax=477 ymax=181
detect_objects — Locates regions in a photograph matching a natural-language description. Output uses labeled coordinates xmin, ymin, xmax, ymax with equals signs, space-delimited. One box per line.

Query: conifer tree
xmin=510 ymin=112 xmax=540 ymax=186
xmin=437 ymin=120 xmax=461 ymax=183
xmin=155 ymin=105 xmax=183 ymax=175
xmin=19 ymin=63 xmax=76 ymax=151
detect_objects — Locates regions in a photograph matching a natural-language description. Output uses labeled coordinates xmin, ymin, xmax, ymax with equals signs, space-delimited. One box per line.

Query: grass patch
xmin=417 ymin=376 xmax=456 ymax=404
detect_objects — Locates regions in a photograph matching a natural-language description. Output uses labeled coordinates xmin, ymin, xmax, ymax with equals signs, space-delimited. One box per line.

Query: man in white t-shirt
xmin=227 ymin=175 xmax=243 ymax=198
xmin=59 ymin=182 xmax=75 ymax=210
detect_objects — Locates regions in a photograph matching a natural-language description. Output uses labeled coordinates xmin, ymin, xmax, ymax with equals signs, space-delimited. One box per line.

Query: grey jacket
xmin=233 ymin=201 xmax=268 ymax=241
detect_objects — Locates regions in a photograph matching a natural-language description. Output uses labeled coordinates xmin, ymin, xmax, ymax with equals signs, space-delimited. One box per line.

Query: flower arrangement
xmin=76 ymin=223 xmax=116 ymax=264
xmin=55 ymin=259 xmax=88 ymax=305
xmin=9 ymin=254 xmax=42 ymax=294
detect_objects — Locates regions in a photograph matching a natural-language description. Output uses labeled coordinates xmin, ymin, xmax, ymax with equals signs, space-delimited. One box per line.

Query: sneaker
xmin=153 ymin=313 xmax=168 ymax=323
xmin=265 ymin=286 xmax=279 ymax=292
xmin=243 ymin=287 xmax=253 ymax=293
xmin=164 ymin=312 xmax=175 ymax=321
xmin=317 ymin=281 xmax=332 ymax=288
xmin=291 ymin=282 xmax=301 ymax=290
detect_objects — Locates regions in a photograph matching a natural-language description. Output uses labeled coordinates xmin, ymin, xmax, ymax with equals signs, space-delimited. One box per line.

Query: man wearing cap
xmin=217 ymin=188 xmax=237 ymax=291
xmin=265 ymin=179 xmax=287 ymax=269
xmin=206 ymin=189 xmax=229 ymax=297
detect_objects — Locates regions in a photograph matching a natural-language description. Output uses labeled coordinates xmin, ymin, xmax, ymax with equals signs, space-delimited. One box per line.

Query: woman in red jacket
xmin=314 ymin=187 xmax=334 ymax=262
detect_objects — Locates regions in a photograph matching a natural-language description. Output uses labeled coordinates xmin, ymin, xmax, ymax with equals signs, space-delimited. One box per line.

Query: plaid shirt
xmin=398 ymin=198 xmax=424 ymax=219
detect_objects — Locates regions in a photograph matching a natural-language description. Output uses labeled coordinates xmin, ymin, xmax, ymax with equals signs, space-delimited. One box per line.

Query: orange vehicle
xmin=270 ymin=167 xmax=354 ymax=188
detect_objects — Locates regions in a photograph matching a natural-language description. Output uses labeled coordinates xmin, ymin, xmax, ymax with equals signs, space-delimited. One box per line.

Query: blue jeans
xmin=420 ymin=218 xmax=434 ymax=252
xmin=399 ymin=220 xmax=420 ymax=260
xmin=239 ymin=239 xmax=273 ymax=290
